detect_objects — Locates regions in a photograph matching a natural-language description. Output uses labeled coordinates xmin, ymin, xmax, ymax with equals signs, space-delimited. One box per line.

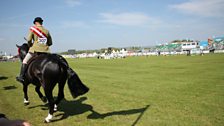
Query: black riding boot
xmin=16 ymin=64 xmax=27 ymax=83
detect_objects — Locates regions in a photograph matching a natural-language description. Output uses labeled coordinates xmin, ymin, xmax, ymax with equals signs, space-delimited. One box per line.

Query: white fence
xmin=62 ymin=49 xmax=224 ymax=59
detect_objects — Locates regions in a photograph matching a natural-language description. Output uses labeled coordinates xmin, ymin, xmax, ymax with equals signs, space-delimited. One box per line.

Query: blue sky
xmin=0 ymin=0 xmax=224 ymax=55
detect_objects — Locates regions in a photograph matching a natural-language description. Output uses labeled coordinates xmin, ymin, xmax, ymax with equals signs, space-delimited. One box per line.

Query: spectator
xmin=0 ymin=113 xmax=31 ymax=126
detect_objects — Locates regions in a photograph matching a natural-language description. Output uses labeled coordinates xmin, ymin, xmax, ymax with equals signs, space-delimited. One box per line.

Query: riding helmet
xmin=33 ymin=17 xmax=43 ymax=24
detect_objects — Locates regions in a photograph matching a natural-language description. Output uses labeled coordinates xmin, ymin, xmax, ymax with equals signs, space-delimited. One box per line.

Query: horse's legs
xmin=54 ymin=79 xmax=66 ymax=111
xmin=35 ymin=85 xmax=47 ymax=103
xmin=44 ymin=87 xmax=55 ymax=123
xmin=23 ymin=83 xmax=29 ymax=105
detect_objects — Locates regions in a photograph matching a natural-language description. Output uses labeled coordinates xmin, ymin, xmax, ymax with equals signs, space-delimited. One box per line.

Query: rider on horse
xmin=15 ymin=17 xmax=89 ymax=123
xmin=16 ymin=17 xmax=53 ymax=83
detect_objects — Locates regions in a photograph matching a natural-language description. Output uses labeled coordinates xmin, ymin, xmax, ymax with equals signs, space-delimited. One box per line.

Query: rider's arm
xmin=27 ymin=30 xmax=33 ymax=47
xmin=47 ymin=32 xmax=52 ymax=46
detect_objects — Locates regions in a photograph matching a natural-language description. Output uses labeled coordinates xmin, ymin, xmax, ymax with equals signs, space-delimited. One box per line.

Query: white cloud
xmin=98 ymin=12 xmax=161 ymax=26
xmin=65 ymin=0 xmax=82 ymax=7
xmin=170 ymin=0 xmax=224 ymax=18
xmin=61 ymin=21 xmax=88 ymax=28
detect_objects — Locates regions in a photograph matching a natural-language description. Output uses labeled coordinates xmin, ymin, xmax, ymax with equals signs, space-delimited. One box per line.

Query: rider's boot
xmin=16 ymin=64 xmax=27 ymax=83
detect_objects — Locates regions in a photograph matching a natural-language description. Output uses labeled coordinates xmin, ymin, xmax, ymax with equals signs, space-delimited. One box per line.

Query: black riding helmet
xmin=33 ymin=17 xmax=43 ymax=24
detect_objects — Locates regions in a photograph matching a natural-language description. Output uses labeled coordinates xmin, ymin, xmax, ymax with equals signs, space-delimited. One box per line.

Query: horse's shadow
xmin=28 ymin=97 xmax=149 ymax=125
xmin=56 ymin=97 xmax=149 ymax=120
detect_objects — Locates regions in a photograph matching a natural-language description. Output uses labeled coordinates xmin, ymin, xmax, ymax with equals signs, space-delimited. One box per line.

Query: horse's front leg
xmin=35 ymin=85 xmax=47 ymax=103
xmin=23 ymin=83 xmax=29 ymax=105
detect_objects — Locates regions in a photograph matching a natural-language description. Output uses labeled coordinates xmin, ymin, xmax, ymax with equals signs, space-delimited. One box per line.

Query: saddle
xmin=26 ymin=52 xmax=47 ymax=65
xmin=26 ymin=53 xmax=68 ymax=68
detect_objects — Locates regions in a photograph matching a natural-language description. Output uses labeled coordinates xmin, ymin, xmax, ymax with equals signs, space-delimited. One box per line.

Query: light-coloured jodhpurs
xmin=23 ymin=52 xmax=34 ymax=64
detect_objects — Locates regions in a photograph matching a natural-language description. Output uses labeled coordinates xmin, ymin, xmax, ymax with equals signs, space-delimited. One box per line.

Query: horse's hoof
xmin=45 ymin=114 xmax=53 ymax=123
xmin=24 ymin=99 xmax=30 ymax=106
xmin=24 ymin=102 xmax=30 ymax=106
xmin=44 ymin=120 xmax=50 ymax=123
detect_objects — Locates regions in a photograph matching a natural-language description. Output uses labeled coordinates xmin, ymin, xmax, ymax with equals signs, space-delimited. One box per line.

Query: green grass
xmin=0 ymin=54 xmax=224 ymax=126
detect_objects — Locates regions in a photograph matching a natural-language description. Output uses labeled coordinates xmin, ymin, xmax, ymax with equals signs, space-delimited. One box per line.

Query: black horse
xmin=16 ymin=43 xmax=89 ymax=123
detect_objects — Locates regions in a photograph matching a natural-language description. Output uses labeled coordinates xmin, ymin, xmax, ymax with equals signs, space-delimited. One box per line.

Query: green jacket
xmin=27 ymin=25 xmax=52 ymax=53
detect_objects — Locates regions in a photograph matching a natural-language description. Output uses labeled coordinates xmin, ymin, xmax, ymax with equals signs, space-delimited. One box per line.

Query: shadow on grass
xmin=28 ymin=97 xmax=150 ymax=126
xmin=28 ymin=104 xmax=48 ymax=110
xmin=3 ymin=85 xmax=17 ymax=90
xmin=54 ymin=97 xmax=150 ymax=125
xmin=0 ymin=76 xmax=8 ymax=80
xmin=0 ymin=76 xmax=17 ymax=90
xmin=28 ymin=97 xmax=149 ymax=125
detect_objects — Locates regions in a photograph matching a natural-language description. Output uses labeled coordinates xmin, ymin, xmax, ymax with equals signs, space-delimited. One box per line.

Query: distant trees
xmin=68 ymin=49 xmax=76 ymax=55
xmin=60 ymin=49 xmax=100 ymax=55
xmin=171 ymin=39 xmax=194 ymax=43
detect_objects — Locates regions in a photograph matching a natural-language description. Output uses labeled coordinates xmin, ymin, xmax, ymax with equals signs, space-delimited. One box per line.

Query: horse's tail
xmin=67 ymin=67 xmax=89 ymax=98
xmin=53 ymin=54 xmax=89 ymax=98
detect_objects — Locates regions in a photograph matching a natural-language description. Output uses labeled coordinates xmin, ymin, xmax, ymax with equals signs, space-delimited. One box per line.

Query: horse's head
xmin=16 ymin=43 xmax=29 ymax=61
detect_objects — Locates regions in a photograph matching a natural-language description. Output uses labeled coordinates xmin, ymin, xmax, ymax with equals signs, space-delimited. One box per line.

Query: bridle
xmin=17 ymin=44 xmax=29 ymax=61
xmin=18 ymin=48 xmax=21 ymax=55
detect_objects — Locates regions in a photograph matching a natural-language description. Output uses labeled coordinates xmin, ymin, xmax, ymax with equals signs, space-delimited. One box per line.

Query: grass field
xmin=0 ymin=54 xmax=224 ymax=126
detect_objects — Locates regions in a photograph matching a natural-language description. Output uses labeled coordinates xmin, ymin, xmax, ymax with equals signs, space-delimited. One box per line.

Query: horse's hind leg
xmin=54 ymin=79 xmax=66 ymax=112
xmin=44 ymin=88 xmax=55 ymax=123
xmin=35 ymin=85 xmax=47 ymax=103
